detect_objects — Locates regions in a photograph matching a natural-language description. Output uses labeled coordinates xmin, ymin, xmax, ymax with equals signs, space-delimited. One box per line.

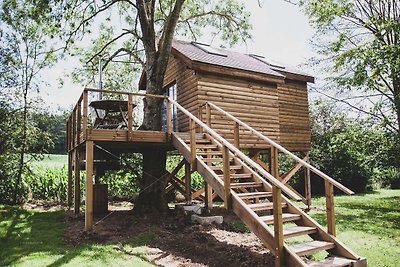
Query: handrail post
xmin=198 ymin=105 xmax=203 ymax=133
xmin=304 ymin=152 xmax=312 ymax=208
xmin=128 ymin=94 xmax=133 ymax=131
xmin=233 ymin=121 xmax=240 ymax=148
xmin=271 ymin=147 xmax=279 ymax=178
xmin=325 ymin=180 xmax=336 ymax=236
xmin=77 ymin=99 xmax=82 ymax=144
xmin=189 ymin=118 xmax=197 ymax=171
xmin=83 ymin=90 xmax=88 ymax=140
xmin=206 ymin=103 xmax=211 ymax=127
xmin=223 ymin=145 xmax=231 ymax=209
xmin=166 ymin=98 xmax=173 ymax=136
xmin=273 ymin=185 xmax=284 ymax=267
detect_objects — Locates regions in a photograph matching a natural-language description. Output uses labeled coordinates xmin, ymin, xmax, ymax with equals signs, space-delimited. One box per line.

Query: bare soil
xmin=64 ymin=204 xmax=274 ymax=267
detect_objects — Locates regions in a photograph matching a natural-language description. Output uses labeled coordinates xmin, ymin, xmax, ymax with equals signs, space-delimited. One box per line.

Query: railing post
xmin=83 ymin=90 xmax=88 ymax=140
xmin=233 ymin=121 xmax=240 ymax=148
xmin=198 ymin=105 xmax=203 ymax=133
xmin=85 ymin=140 xmax=94 ymax=232
xmin=325 ymin=180 xmax=336 ymax=236
xmin=128 ymin=94 xmax=133 ymax=131
xmin=166 ymin=98 xmax=173 ymax=136
xmin=77 ymin=99 xmax=82 ymax=144
xmin=223 ymin=145 xmax=231 ymax=209
xmin=273 ymin=185 xmax=284 ymax=267
xmin=189 ymin=118 xmax=197 ymax=171
xmin=271 ymin=146 xmax=279 ymax=178
xmin=206 ymin=103 xmax=211 ymax=127
xmin=72 ymin=108 xmax=76 ymax=147
xmin=304 ymin=152 xmax=312 ymax=208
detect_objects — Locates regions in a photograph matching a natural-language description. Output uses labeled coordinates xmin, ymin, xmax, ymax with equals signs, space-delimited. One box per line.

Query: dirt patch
xmin=64 ymin=205 xmax=274 ymax=266
xmin=23 ymin=200 xmax=67 ymax=211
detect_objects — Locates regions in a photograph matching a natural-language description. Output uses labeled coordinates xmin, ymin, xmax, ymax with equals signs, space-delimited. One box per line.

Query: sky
xmin=40 ymin=0 xmax=316 ymax=111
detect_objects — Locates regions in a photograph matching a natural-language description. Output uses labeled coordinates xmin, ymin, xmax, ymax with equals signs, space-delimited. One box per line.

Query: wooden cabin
xmin=140 ymin=40 xmax=314 ymax=153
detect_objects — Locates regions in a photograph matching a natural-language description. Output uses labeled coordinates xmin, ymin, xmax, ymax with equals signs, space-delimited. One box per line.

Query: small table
xmin=89 ymin=100 xmax=137 ymax=129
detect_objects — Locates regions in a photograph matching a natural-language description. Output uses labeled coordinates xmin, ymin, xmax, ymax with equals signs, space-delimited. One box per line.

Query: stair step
xmin=197 ymin=151 xmax=223 ymax=156
xmin=248 ymin=202 xmax=287 ymax=211
xmin=237 ymin=192 xmax=272 ymax=199
xmin=203 ymin=158 xmax=233 ymax=163
xmin=195 ymin=145 xmax=219 ymax=149
xmin=210 ymin=165 xmax=242 ymax=170
xmin=260 ymin=213 xmax=301 ymax=224
xmin=308 ymin=256 xmax=357 ymax=267
xmin=231 ymin=182 xmax=263 ymax=189
xmin=290 ymin=241 xmax=335 ymax=256
xmin=283 ymin=226 xmax=317 ymax=238
xmin=219 ymin=173 xmax=253 ymax=179
xmin=183 ymin=139 xmax=212 ymax=144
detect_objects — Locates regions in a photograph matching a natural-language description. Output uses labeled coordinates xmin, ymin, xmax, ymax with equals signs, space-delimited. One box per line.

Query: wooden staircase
xmin=172 ymin=132 xmax=366 ymax=266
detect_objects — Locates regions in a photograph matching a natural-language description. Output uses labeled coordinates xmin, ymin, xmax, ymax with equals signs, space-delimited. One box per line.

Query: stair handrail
xmin=205 ymin=101 xmax=354 ymax=195
xmin=167 ymin=98 xmax=303 ymax=202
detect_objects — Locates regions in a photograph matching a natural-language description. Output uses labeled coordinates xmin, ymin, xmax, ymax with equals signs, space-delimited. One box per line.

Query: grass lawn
xmin=0 ymin=206 xmax=153 ymax=266
xmin=31 ymin=154 xmax=68 ymax=168
xmin=0 ymin=190 xmax=399 ymax=266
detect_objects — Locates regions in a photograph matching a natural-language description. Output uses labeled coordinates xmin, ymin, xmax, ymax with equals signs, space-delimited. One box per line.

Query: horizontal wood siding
xmin=163 ymin=56 xmax=198 ymax=132
xmin=197 ymin=74 xmax=280 ymax=149
xmin=278 ymin=80 xmax=311 ymax=151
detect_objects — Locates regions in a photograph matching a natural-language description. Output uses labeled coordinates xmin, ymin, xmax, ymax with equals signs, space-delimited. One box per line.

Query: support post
xmin=273 ymin=185 xmax=284 ymax=267
xmin=204 ymin=182 xmax=213 ymax=210
xmin=85 ymin=141 xmax=94 ymax=232
xmin=223 ymin=145 xmax=231 ymax=209
xmin=271 ymin=147 xmax=279 ymax=178
xmin=74 ymin=149 xmax=81 ymax=214
xmin=77 ymin=98 xmax=82 ymax=143
xmin=233 ymin=121 xmax=240 ymax=148
xmin=304 ymin=152 xmax=312 ymax=208
xmin=166 ymin=98 xmax=172 ymax=136
xmin=189 ymin=118 xmax=197 ymax=171
xmin=67 ymin=152 xmax=73 ymax=208
xmin=325 ymin=180 xmax=336 ymax=236
xmin=184 ymin=161 xmax=192 ymax=204
xmin=128 ymin=94 xmax=133 ymax=131
xmin=83 ymin=90 xmax=88 ymax=140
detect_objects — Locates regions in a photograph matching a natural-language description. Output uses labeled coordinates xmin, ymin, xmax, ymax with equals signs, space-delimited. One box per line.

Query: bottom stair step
xmin=308 ymin=256 xmax=357 ymax=267
xmin=290 ymin=241 xmax=335 ymax=256
xmin=283 ymin=226 xmax=317 ymax=238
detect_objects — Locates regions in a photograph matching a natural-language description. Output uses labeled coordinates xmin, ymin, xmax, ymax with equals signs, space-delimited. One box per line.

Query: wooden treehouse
xmin=67 ymin=40 xmax=366 ymax=266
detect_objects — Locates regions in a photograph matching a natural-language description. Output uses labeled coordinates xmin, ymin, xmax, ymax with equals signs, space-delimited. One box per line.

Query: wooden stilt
xmin=271 ymin=147 xmax=279 ymax=178
xmin=184 ymin=161 xmax=192 ymax=204
xmin=204 ymin=182 xmax=213 ymax=210
xmin=85 ymin=141 xmax=94 ymax=232
xmin=223 ymin=145 xmax=231 ymax=209
xmin=74 ymin=149 xmax=81 ymax=214
xmin=67 ymin=151 xmax=73 ymax=208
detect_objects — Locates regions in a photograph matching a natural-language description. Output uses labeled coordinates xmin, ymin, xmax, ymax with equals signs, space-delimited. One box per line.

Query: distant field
xmin=31 ymin=154 xmax=68 ymax=168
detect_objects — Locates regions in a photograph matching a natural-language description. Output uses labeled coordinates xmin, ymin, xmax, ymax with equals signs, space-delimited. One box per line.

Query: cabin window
xmin=162 ymin=83 xmax=178 ymax=131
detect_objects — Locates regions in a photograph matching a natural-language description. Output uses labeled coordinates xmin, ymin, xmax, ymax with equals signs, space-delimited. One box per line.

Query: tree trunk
xmin=393 ymin=79 xmax=400 ymax=135
xmin=135 ymin=147 xmax=168 ymax=213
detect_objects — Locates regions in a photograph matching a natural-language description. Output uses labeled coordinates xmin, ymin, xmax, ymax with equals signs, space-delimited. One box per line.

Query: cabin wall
xmin=163 ymin=56 xmax=198 ymax=132
xmin=197 ymin=73 xmax=280 ymax=149
xmin=278 ymin=80 xmax=311 ymax=151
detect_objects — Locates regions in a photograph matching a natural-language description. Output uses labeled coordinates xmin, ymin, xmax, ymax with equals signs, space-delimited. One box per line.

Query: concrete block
xmin=176 ymin=204 xmax=202 ymax=215
xmin=191 ymin=214 xmax=223 ymax=225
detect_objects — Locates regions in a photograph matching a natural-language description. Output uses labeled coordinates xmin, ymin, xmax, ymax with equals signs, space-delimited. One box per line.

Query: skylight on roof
xmin=191 ymin=42 xmax=227 ymax=57
xmin=249 ymin=54 xmax=285 ymax=69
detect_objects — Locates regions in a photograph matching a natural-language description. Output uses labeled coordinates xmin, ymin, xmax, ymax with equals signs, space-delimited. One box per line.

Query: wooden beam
xmin=165 ymin=159 xmax=186 ymax=184
xmin=184 ymin=161 xmax=192 ymax=204
xmin=192 ymin=187 xmax=205 ymax=200
xmin=67 ymin=152 xmax=73 ymax=208
xmin=74 ymin=150 xmax=80 ymax=214
xmin=166 ymin=98 xmax=172 ymax=136
xmin=280 ymin=155 xmax=308 ymax=184
xmin=325 ymin=180 xmax=336 ymax=236
xmin=85 ymin=141 xmax=94 ymax=232
xmin=206 ymin=103 xmax=211 ymax=127
xmin=223 ymin=145 xmax=231 ymax=209
xmin=273 ymin=186 xmax=284 ymax=267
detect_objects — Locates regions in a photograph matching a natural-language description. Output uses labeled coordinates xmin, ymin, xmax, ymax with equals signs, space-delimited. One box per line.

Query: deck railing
xmin=66 ymin=88 xmax=168 ymax=152
xmin=201 ymin=101 xmax=355 ymax=236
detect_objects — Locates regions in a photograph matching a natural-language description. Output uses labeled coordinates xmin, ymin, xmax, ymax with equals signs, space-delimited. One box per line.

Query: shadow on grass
xmin=311 ymin=196 xmax=400 ymax=235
